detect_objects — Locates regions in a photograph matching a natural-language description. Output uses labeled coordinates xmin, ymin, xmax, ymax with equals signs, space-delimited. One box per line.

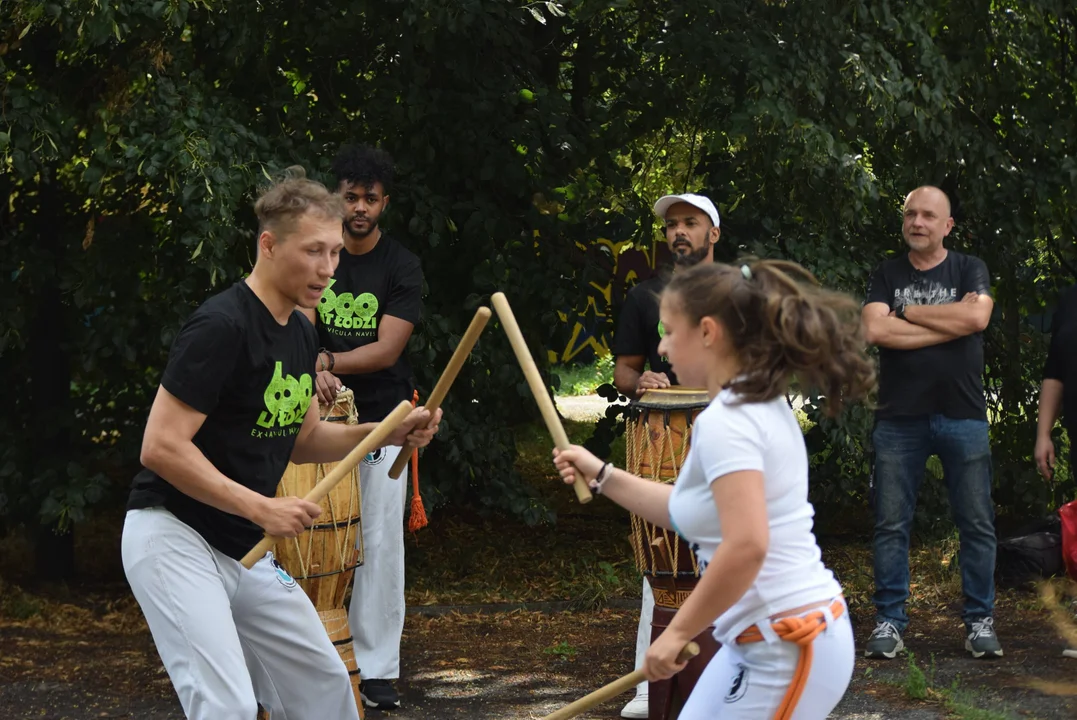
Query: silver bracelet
xmin=591 ymin=462 xmax=614 ymax=494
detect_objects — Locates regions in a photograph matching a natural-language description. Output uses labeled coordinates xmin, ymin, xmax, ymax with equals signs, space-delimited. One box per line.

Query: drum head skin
xmin=634 ymin=387 xmax=711 ymax=411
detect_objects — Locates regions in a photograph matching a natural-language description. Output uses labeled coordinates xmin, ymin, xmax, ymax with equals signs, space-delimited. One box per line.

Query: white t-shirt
xmin=668 ymin=388 xmax=841 ymax=644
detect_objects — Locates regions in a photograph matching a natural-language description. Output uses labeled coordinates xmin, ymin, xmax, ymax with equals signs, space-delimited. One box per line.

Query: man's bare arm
xmin=614 ymin=355 xmax=645 ymax=399
xmin=291 ymin=399 xmax=440 ymax=465
xmin=140 ymin=387 xmax=321 ymax=536
xmin=861 ymin=302 xmax=959 ymax=350
xmin=903 ymin=294 xmax=992 ymax=336
xmin=327 ymin=315 xmax=414 ymax=375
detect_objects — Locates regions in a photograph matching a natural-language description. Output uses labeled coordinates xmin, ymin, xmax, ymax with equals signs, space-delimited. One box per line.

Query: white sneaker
xmin=621 ymin=694 xmax=648 ymax=719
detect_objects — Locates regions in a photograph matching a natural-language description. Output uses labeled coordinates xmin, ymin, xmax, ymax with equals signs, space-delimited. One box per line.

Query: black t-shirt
xmin=127 ymin=281 xmax=318 ymax=560
xmin=866 ymin=251 xmax=991 ymax=420
xmin=612 ymin=276 xmax=678 ymax=384
xmin=1043 ymin=284 xmax=1077 ymax=430
xmin=316 ymin=233 xmax=423 ymax=422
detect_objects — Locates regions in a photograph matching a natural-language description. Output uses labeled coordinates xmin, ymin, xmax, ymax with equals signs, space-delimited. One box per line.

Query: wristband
xmin=591 ymin=462 xmax=614 ymax=494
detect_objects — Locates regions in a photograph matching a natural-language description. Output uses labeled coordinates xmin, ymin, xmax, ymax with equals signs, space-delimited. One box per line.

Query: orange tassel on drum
xmin=407 ymin=390 xmax=429 ymax=532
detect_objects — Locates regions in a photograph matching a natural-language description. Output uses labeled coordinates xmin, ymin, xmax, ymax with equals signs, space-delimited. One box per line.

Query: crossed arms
xmin=861 ymin=292 xmax=993 ymax=350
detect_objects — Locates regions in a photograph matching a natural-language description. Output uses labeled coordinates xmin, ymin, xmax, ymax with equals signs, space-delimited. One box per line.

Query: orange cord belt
xmin=735 ymin=598 xmax=846 ymax=720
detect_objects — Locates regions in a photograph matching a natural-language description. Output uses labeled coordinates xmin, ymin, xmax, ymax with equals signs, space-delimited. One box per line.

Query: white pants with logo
xmin=121 ymin=508 xmax=359 ymax=720
xmin=632 ymin=579 xmax=656 ymax=697
xmin=678 ymin=603 xmax=854 ymax=719
xmin=348 ymin=444 xmax=408 ymax=680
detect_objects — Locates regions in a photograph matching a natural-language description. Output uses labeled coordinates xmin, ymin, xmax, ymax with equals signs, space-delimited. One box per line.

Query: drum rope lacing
xmin=279 ymin=390 xmax=364 ymax=603
xmin=627 ymin=409 xmax=701 ymax=579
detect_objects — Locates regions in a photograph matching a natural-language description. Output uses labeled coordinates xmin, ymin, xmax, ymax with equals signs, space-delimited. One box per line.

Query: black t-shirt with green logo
xmin=316 ymin=233 xmax=423 ymax=422
xmin=612 ymin=276 xmax=678 ymax=383
xmin=127 ymin=281 xmax=318 ymax=560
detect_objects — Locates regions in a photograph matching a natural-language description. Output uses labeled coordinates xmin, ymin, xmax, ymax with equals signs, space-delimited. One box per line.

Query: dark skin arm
xmin=614 ymin=355 xmax=670 ymax=400
xmin=313 ymin=314 xmax=415 ymax=404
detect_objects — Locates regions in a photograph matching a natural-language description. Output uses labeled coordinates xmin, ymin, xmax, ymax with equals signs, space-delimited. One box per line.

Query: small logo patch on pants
xmin=271 ymin=558 xmax=297 ymax=589
xmin=725 ymin=663 xmax=749 ymax=703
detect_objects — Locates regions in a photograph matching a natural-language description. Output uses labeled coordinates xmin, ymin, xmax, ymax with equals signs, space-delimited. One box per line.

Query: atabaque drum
xmin=272 ymin=388 xmax=364 ymax=610
xmin=626 ymin=387 xmax=711 ymax=609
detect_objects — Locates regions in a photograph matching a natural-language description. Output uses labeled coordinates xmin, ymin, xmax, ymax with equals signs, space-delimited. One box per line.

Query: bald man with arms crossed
xmin=860 ymin=185 xmax=1002 ymax=661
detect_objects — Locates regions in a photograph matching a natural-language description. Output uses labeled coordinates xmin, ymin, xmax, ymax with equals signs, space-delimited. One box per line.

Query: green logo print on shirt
xmin=318 ymin=278 xmax=379 ymax=334
xmin=256 ymin=362 xmax=313 ymax=431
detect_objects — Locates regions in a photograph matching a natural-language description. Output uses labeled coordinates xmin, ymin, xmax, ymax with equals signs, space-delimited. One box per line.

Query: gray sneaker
xmin=965 ymin=617 xmax=1003 ymax=658
xmin=864 ymin=620 xmax=905 ymax=658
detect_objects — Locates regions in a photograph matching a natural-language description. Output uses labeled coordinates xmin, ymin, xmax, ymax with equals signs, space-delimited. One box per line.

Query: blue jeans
xmin=871 ymin=416 xmax=996 ymax=632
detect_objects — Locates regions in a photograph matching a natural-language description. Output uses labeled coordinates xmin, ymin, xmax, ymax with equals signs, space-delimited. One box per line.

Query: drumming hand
xmin=552 ymin=446 xmax=603 ymax=484
xmin=642 ymin=628 xmax=692 ymax=682
xmin=636 ymin=371 xmax=671 ymax=394
xmin=253 ymin=496 xmax=323 ymax=538
xmin=315 ymin=371 xmax=342 ymax=406
xmin=387 ymin=407 xmax=443 ymax=448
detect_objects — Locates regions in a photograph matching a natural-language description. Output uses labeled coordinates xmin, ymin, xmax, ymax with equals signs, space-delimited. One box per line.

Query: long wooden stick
xmin=240 ymin=400 xmax=413 ymax=569
xmin=540 ymin=642 xmax=701 ymax=720
xmin=387 ymin=306 xmax=492 ymax=480
xmin=490 ymin=292 xmax=592 ymax=504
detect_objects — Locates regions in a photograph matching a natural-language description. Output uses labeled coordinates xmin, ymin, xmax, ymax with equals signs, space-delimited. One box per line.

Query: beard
xmin=345 ymin=216 xmax=379 ymax=240
xmin=673 ymin=244 xmax=710 ymax=268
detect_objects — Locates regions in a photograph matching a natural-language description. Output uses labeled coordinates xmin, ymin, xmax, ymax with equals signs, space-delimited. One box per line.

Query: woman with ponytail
xmin=553 ymin=259 xmax=876 ymax=718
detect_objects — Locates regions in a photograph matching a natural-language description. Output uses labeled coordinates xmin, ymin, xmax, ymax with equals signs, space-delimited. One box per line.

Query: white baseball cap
xmin=653 ymin=193 xmax=720 ymax=228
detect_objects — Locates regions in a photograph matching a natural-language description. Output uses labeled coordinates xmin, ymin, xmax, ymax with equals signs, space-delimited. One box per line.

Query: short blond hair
xmin=254 ymin=166 xmax=346 ymax=237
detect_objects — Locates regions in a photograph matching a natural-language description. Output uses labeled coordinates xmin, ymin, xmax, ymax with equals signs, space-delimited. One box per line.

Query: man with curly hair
xmin=309 ymin=144 xmax=423 ymax=710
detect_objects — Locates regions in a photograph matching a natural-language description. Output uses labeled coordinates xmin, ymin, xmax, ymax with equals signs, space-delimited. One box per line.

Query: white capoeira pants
xmin=348 ymin=444 xmax=407 ymax=680
xmin=678 ymin=599 xmax=854 ymax=719
xmin=632 ymin=579 xmax=656 ymax=697
xmin=121 ymin=507 xmax=359 ymax=720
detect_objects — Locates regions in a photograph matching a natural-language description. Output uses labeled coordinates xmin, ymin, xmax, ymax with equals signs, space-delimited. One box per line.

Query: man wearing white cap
xmin=611 ymin=192 xmax=720 ymax=718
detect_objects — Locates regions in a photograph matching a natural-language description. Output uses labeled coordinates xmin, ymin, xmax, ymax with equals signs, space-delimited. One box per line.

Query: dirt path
xmin=2 ymin=592 xmax=1074 ymax=719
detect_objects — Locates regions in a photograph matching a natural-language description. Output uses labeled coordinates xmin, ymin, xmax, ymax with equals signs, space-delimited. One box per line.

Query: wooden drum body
xmin=627 ymin=388 xmax=719 ymax=720
xmin=626 ymin=387 xmax=710 ymax=609
xmin=273 ymin=389 xmax=364 ymax=610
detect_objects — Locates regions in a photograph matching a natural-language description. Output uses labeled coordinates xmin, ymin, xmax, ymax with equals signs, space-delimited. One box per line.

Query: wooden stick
xmin=387 ymin=306 xmax=492 ymax=480
xmin=240 ymin=400 xmax=413 ymax=569
xmin=490 ymin=292 xmax=592 ymax=504
xmin=540 ymin=642 xmax=700 ymax=720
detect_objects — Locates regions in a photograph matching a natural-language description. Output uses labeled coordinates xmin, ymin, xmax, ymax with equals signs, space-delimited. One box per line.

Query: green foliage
xmin=903 ymin=652 xmax=930 ymax=701
xmin=543 ymin=641 xmax=579 ymax=660
xmin=900 ymin=652 xmax=1017 ymax=719
xmin=553 ymin=355 xmax=614 ymax=396
xmin=2 ymin=0 xmax=1077 ymax=541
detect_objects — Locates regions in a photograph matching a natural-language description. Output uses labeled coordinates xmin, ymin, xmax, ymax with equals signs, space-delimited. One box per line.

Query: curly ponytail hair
xmin=664 ymin=259 xmax=876 ymax=417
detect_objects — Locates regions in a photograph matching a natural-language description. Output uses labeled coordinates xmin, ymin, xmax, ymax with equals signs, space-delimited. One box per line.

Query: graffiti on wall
xmin=549 ymin=238 xmax=673 ymax=365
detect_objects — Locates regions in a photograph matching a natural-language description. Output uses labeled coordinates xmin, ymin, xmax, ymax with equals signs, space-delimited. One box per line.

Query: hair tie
xmin=740 ymin=264 xmax=752 ymax=280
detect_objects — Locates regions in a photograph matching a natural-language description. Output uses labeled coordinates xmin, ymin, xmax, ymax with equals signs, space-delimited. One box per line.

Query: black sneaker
xmin=965 ymin=617 xmax=1003 ymax=658
xmin=360 ymin=679 xmax=401 ymax=709
xmin=864 ymin=620 xmax=905 ymax=658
